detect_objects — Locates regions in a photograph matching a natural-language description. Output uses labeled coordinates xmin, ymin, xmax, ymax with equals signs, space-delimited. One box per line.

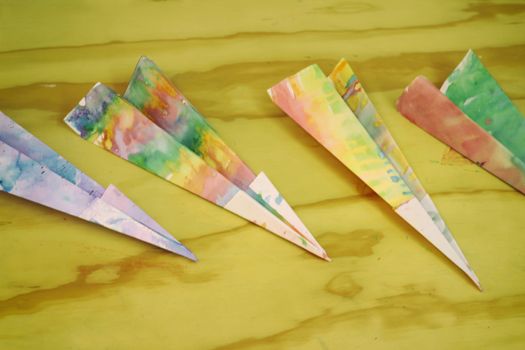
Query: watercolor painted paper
xmin=397 ymin=76 xmax=525 ymax=195
xmin=268 ymin=65 xmax=480 ymax=288
xmin=0 ymin=112 xmax=195 ymax=260
xmin=0 ymin=112 xmax=182 ymax=245
xmin=441 ymin=50 xmax=525 ymax=162
xmin=64 ymin=84 xmax=329 ymax=260
xmin=123 ymin=56 xmax=323 ymax=253
xmin=328 ymin=59 xmax=474 ymax=270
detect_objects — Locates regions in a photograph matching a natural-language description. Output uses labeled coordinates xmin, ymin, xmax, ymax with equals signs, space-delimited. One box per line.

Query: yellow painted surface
xmin=1 ymin=1 xmax=524 ymax=349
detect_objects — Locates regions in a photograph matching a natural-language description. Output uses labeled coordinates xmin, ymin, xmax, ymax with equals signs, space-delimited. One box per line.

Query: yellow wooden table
xmin=1 ymin=1 xmax=524 ymax=349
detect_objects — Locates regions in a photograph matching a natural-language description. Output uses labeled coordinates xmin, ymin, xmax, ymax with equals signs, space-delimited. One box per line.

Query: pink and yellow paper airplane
xmin=268 ymin=63 xmax=480 ymax=288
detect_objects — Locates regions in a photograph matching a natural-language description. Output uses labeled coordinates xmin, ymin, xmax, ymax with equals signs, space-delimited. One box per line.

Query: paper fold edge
xmin=395 ymin=198 xmax=481 ymax=289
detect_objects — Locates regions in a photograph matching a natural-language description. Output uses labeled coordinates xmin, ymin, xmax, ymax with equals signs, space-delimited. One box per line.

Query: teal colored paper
xmin=441 ymin=50 xmax=525 ymax=162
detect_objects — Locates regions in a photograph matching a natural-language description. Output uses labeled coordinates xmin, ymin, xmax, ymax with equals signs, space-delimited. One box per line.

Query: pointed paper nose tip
xmin=187 ymin=252 xmax=198 ymax=262
xmin=180 ymin=247 xmax=198 ymax=262
xmin=466 ymin=268 xmax=482 ymax=291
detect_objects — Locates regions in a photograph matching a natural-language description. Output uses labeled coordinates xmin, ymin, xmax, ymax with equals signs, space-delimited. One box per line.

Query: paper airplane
xmin=441 ymin=50 xmax=525 ymax=164
xmin=397 ymin=76 xmax=525 ymax=194
xmin=328 ymin=58 xmax=476 ymax=273
xmin=122 ymin=56 xmax=325 ymax=255
xmin=0 ymin=111 xmax=196 ymax=260
xmin=64 ymin=83 xmax=329 ymax=260
xmin=268 ymin=64 xmax=480 ymax=288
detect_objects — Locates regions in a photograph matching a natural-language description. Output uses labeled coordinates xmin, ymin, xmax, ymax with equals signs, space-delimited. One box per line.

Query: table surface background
xmin=1 ymin=1 xmax=524 ymax=349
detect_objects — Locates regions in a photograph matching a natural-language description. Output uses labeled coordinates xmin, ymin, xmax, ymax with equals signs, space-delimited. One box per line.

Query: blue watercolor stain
xmin=0 ymin=151 xmax=23 ymax=192
xmin=390 ymin=175 xmax=400 ymax=182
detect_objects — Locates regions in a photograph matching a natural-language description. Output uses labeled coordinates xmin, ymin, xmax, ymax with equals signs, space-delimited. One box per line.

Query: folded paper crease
xmin=328 ymin=58 xmax=474 ymax=269
xmin=64 ymin=83 xmax=328 ymax=260
xmin=123 ymin=56 xmax=325 ymax=255
xmin=0 ymin=111 xmax=195 ymax=260
xmin=268 ymin=64 xmax=480 ymax=288
xmin=397 ymin=76 xmax=525 ymax=195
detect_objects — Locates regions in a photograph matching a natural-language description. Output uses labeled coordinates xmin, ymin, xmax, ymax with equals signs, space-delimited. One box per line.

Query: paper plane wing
xmin=441 ymin=49 xmax=525 ymax=163
xmin=0 ymin=111 xmax=104 ymax=197
xmin=397 ymin=76 xmax=525 ymax=195
xmin=328 ymin=59 xmax=473 ymax=268
xmin=64 ymin=83 xmax=328 ymax=260
xmin=0 ymin=140 xmax=196 ymax=260
xmin=100 ymin=184 xmax=183 ymax=244
xmin=268 ymin=65 xmax=479 ymax=287
xmin=0 ymin=111 xmax=182 ymax=246
xmin=123 ymin=57 xmax=324 ymax=252
xmin=268 ymin=64 xmax=414 ymax=207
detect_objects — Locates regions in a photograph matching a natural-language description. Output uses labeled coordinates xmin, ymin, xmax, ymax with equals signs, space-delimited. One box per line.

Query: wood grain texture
xmin=0 ymin=0 xmax=524 ymax=349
